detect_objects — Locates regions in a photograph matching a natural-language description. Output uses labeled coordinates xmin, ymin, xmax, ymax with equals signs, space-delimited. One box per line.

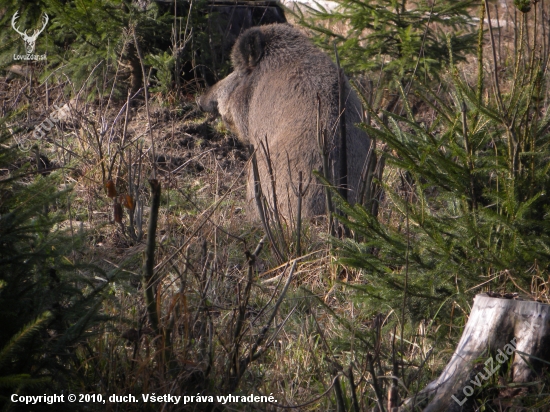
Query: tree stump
xmin=401 ymin=293 xmax=550 ymax=411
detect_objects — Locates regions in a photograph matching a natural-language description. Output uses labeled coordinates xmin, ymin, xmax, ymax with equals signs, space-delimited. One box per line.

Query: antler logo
xmin=12 ymin=11 xmax=49 ymax=54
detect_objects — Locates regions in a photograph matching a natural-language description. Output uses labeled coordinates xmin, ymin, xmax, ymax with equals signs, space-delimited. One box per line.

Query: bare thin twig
xmin=317 ymin=94 xmax=335 ymax=237
xmin=132 ymin=28 xmax=157 ymax=179
xmin=368 ymin=353 xmax=387 ymax=412
xmin=250 ymin=145 xmax=286 ymax=263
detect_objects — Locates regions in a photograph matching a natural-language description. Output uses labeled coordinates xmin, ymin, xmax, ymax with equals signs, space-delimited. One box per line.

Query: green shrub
xmin=0 ymin=121 xmax=110 ymax=410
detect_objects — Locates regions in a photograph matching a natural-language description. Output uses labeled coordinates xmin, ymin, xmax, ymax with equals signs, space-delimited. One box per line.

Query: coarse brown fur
xmin=198 ymin=23 xmax=371 ymax=220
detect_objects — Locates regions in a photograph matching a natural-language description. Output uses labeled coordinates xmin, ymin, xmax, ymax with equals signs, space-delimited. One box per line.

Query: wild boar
xmin=198 ymin=23 xmax=371 ymax=220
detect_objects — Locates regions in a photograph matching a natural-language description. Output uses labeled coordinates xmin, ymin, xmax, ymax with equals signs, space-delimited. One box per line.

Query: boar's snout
xmin=197 ymin=72 xmax=240 ymax=116
xmin=197 ymin=94 xmax=218 ymax=115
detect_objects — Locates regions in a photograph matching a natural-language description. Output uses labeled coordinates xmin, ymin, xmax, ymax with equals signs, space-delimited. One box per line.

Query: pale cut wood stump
xmin=400 ymin=293 xmax=550 ymax=411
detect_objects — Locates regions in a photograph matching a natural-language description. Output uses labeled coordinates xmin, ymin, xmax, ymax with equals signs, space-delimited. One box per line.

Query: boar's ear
xmin=235 ymin=28 xmax=265 ymax=70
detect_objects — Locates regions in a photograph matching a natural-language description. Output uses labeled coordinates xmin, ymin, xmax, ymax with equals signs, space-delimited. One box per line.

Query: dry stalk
xmin=132 ymin=27 xmax=157 ymax=179
xmin=143 ymin=179 xmax=162 ymax=338
xmin=228 ymin=237 xmax=265 ymax=391
xmin=259 ymin=136 xmax=288 ymax=253
xmin=250 ymin=145 xmax=286 ymax=263
xmin=317 ymin=94 xmax=335 ymax=237
xmin=290 ymin=171 xmax=310 ymax=256
xmin=287 ymin=155 xmax=312 ymax=256
xmin=368 ymin=353 xmax=387 ymax=412
xmin=334 ymin=43 xmax=348 ymax=203
xmin=347 ymin=365 xmax=360 ymax=412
